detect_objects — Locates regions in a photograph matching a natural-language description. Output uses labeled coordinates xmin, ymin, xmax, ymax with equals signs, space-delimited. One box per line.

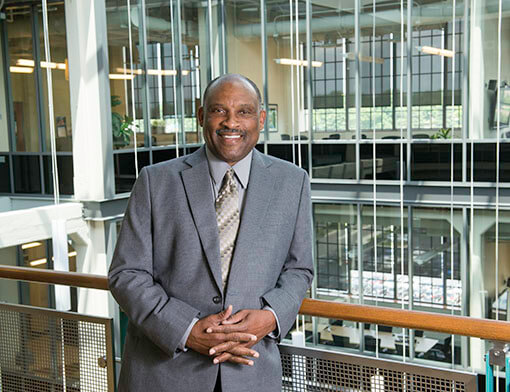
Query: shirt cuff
xmin=263 ymin=306 xmax=280 ymax=339
xmin=177 ymin=317 xmax=199 ymax=353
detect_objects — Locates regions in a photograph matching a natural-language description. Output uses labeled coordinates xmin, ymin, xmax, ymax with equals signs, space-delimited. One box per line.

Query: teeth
xmin=223 ymin=135 xmax=241 ymax=139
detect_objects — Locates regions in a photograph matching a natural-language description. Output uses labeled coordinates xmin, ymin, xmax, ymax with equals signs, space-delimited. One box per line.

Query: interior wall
xmin=266 ymin=39 xmax=295 ymax=141
xmin=43 ymin=44 xmax=73 ymax=150
xmin=482 ymin=15 xmax=510 ymax=82
xmin=226 ymin=26 xmax=300 ymax=141
xmin=484 ymin=239 xmax=510 ymax=298
xmin=108 ymin=45 xmax=128 ymax=118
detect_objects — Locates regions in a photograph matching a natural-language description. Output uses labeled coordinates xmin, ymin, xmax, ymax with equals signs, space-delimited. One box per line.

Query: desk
xmin=376 ymin=331 xmax=396 ymax=350
xmin=415 ymin=337 xmax=438 ymax=353
xmin=320 ymin=329 xmax=333 ymax=342
xmin=304 ymin=321 xmax=329 ymax=332
xmin=304 ymin=323 xmax=438 ymax=355
xmin=303 ymin=322 xmax=333 ymax=342
xmin=330 ymin=326 xmax=360 ymax=345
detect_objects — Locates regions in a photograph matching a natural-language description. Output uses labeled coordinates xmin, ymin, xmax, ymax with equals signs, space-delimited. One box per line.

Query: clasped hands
xmin=186 ymin=305 xmax=276 ymax=366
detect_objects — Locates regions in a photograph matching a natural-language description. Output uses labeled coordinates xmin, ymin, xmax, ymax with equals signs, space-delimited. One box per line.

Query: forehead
xmin=205 ymin=78 xmax=258 ymax=106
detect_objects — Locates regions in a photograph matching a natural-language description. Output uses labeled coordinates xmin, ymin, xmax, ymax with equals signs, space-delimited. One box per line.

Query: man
xmin=108 ymin=74 xmax=313 ymax=392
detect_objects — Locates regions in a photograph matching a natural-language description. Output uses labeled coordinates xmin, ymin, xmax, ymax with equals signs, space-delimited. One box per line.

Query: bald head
xmin=202 ymin=74 xmax=262 ymax=108
xmin=198 ymin=73 xmax=266 ymax=166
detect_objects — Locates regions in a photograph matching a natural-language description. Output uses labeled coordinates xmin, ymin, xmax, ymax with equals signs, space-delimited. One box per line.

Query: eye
xmin=210 ymin=107 xmax=225 ymax=115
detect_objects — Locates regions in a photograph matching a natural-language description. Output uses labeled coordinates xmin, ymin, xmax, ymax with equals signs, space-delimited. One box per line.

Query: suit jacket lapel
xmin=227 ymin=150 xmax=275 ymax=291
xmin=180 ymin=147 xmax=223 ymax=292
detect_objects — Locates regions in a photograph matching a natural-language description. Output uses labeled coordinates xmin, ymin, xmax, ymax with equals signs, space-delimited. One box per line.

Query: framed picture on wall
xmin=268 ymin=104 xmax=278 ymax=132
xmin=56 ymin=116 xmax=68 ymax=137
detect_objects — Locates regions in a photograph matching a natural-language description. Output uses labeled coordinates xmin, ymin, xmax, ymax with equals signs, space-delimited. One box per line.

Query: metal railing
xmin=280 ymin=344 xmax=477 ymax=392
xmin=1 ymin=265 xmax=510 ymax=391
xmin=0 ymin=302 xmax=115 ymax=392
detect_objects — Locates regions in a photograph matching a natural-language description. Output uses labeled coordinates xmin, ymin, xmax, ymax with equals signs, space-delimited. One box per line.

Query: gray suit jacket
xmin=109 ymin=147 xmax=313 ymax=392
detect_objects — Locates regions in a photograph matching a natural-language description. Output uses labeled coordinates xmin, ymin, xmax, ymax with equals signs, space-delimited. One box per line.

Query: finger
xmin=226 ymin=355 xmax=254 ymax=366
xmin=218 ymin=305 xmax=233 ymax=321
xmin=212 ymin=352 xmax=231 ymax=364
xmin=224 ymin=332 xmax=257 ymax=343
xmin=207 ymin=306 xmax=233 ymax=333
xmin=207 ymin=323 xmax=248 ymax=334
xmin=221 ymin=311 xmax=246 ymax=325
xmin=209 ymin=341 xmax=240 ymax=356
xmin=213 ymin=352 xmax=255 ymax=366
xmin=206 ymin=305 xmax=233 ymax=333
xmin=206 ymin=332 xmax=256 ymax=343
xmin=228 ymin=346 xmax=259 ymax=358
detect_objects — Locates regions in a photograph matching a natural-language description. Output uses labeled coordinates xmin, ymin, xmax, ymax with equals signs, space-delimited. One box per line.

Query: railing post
xmin=486 ymin=352 xmax=494 ymax=392
xmin=486 ymin=341 xmax=510 ymax=392
xmin=506 ymin=352 xmax=510 ymax=392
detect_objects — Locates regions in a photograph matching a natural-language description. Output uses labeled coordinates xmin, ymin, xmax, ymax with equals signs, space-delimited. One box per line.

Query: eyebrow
xmin=207 ymin=103 xmax=257 ymax=110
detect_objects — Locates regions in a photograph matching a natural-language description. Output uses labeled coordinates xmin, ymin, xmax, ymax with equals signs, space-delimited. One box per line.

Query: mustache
xmin=216 ymin=128 xmax=245 ymax=136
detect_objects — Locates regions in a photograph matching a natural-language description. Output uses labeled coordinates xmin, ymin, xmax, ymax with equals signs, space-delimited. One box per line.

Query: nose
xmin=220 ymin=111 xmax=239 ymax=130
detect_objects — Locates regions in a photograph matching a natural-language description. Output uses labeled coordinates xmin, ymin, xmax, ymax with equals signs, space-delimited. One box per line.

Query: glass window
xmin=7 ymin=9 xmax=40 ymax=152
xmin=0 ymin=155 xmax=10 ymax=193
xmin=38 ymin=4 xmax=72 ymax=152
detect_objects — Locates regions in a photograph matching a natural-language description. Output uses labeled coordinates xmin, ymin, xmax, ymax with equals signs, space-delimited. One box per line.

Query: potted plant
xmin=111 ymin=95 xmax=136 ymax=148
xmin=431 ymin=128 xmax=451 ymax=139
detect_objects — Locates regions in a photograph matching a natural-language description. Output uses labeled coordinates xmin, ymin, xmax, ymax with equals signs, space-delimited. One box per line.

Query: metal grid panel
xmin=280 ymin=344 xmax=475 ymax=392
xmin=0 ymin=303 xmax=115 ymax=392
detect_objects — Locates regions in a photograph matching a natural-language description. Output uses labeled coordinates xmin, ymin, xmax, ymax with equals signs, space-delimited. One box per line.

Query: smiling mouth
xmin=216 ymin=129 xmax=244 ymax=140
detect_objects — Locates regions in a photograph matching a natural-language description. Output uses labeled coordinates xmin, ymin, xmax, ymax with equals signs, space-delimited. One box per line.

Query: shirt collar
xmin=205 ymin=146 xmax=252 ymax=189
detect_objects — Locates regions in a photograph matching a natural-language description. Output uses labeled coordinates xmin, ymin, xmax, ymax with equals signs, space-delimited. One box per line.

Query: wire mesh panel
xmin=0 ymin=303 xmax=115 ymax=392
xmin=280 ymin=344 xmax=476 ymax=392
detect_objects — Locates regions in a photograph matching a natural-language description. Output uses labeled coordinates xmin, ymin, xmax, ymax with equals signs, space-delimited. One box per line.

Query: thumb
xmin=217 ymin=305 xmax=233 ymax=321
xmin=221 ymin=310 xmax=246 ymax=325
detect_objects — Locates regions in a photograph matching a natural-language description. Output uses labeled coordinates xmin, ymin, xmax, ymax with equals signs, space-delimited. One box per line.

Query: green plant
xmin=111 ymin=95 xmax=135 ymax=147
xmin=431 ymin=127 xmax=451 ymax=139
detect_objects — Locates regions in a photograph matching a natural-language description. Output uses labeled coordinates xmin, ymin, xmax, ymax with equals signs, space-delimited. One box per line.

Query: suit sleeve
xmin=262 ymin=171 xmax=314 ymax=339
xmin=108 ymin=167 xmax=200 ymax=358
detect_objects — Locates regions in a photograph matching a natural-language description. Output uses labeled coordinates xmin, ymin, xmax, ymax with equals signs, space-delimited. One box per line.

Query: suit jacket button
xmin=212 ymin=296 xmax=221 ymax=304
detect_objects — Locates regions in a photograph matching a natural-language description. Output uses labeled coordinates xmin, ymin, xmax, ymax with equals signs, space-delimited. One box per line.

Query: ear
xmin=198 ymin=106 xmax=204 ymax=127
xmin=258 ymin=109 xmax=266 ymax=131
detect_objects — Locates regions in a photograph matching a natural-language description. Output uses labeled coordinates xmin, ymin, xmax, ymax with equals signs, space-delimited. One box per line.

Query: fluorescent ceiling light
xmin=109 ymin=74 xmax=135 ymax=80
xmin=16 ymin=59 xmax=35 ymax=67
xmin=417 ymin=46 xmax=454 ymax=58
xmin=147 ymin=69 xmax=177 ymax=76
xmin=116 ymin=68 xmax=144 ymax=75
xmin=16 ymin=59 xmax=66 ymax=70
xmin=10 ymin=66 xmax=34 ymax=74
xmin=116 ymin=68 xmax=190 ymax=76
xmin=274 ymin=58 xmax=323 ymax=67
xmin=22 ymin=242 xmax=42 ymax=250
xmin=344 ymin=52 xmax=384 ymax=64
xmin=30 ymin=258 xmax=47 ymax=267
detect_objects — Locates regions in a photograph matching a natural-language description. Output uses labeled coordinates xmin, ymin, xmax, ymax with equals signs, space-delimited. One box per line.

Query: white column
xmin=65 ymin=0 xmax=114 ymax=200
xmin=65 ymin=0 xmax=115 ymax=317
xmin=468 ymin=0 xmax=487 ymax=140
xmin=469 ymin=214 xmax=494 ymax=371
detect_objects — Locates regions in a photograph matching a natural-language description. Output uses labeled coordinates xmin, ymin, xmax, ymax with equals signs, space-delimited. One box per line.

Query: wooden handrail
xmin=1 ymin=265 xmax=509 ymax=342
xmin=300 ymin=298 xmax=510 ymax=342
xmin=0 ymin=265 xmax=108 ymax=290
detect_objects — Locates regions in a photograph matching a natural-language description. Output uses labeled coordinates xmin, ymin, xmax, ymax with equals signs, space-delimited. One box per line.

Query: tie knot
xmin=224 ymin=168 xmax=235 ymax=186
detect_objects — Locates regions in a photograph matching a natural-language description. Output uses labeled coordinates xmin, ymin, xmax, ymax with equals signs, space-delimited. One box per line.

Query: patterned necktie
xmin=215 ymin=168 xmax=240 ymax=290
